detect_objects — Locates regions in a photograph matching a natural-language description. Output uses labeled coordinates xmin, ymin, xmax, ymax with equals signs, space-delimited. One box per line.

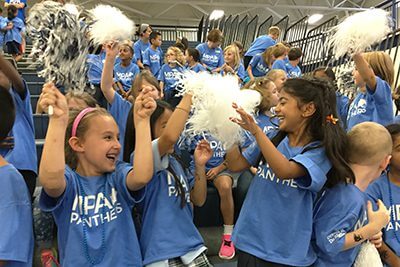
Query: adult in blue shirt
xmin=134 ymin=24 xmax=152 ymax=70
xmin=244 ymin=26 xmax=280 ymax=69
xmin=196 ymin=29 xmax=224 ymax=72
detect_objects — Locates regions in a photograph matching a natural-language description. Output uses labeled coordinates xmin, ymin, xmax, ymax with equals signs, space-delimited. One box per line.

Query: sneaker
xmin=218 ymin=234 xmax=235 ymax=260
xmin=41 ymin=249 xmax=60 ymax=267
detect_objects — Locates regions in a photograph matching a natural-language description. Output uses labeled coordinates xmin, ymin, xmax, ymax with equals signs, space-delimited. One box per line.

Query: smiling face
xmin=274 ymin=90 xmax=306 ymax=132
xmin=119 ymin=45 xmax=133 ymax=60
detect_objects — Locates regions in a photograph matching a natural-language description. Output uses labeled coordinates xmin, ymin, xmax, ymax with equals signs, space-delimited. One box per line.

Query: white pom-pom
xmin=89 ymin=5 xmax=135 ymax=44
xmin=180 ymin=72 xmax=261 ymax=149
xmin=64 ymin=3 xmax=80 ymax=17
xmin=329 ymin=8 xmax=392 ymax=59
xmin=353 ymin=242 xmax=383 ymax=267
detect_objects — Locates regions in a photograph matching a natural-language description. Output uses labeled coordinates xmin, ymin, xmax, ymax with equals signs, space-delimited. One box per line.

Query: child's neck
xmin=226 ymin=61 xmax=234 ymax=68
xmin=151 ymin=44 xmax=158 ymax=50
xmin=121 ymin=59 xmax=131 ymax=67
xmin=141 ymin=37 xmax=149 ymax=42
xmin=276 ymin=56 xmax=286 ymax=60
xmin=169 ymin=62 xmax=177 ymax=67
xmin=287 ymin=123 xmax=312 ymax=147
xmin=289 ymin=60 xmax=297 ymax=67
xmin=351 ymin=164 xmax=376 ymax=191
xmin=76 ymin=163 xmax=102 ymax=177
xmin=389 ymin=167 xmax=400 ymax=187
xmin=0 ymin=155 xmax=7 ymax=167
xmin=188 ymin=60 xmax=196 ymax=67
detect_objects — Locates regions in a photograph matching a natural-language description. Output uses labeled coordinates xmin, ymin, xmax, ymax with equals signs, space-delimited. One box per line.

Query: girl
xmin=113 ymin=41 xmax=140 ymax=97
xmin=221 ymin=45 xmax=247 ymax=84
xmin=158 ymin=46 xmax=186 ymax=106
xmin=196 ymin=29 xmax=224 ymax=72
xmin=247 ymin=47 xmax=273 ymax=81
xmin=4 ymin=5 xmax=24 ymax=62
xmin=266 ymin=69 xmax=287 ymax=92
xmin=134 ymin=24 xmax=152 ymax=69
xmin=38 ymin=82 xmax=156 ymax=266
xmin=270 ymin=43 xmax=290 ymax=72
xmin=347 ymin=51 xmax=394 ymax=130
xmin=226 ymin=78 xmax=353 ymax=266
xmin=124 ymin=94 xmax=214 ymax=266
xmin=185 ymin=48 xmax=206 ymax=73
xmin=367 ymin=123 xmax=400 ymax=266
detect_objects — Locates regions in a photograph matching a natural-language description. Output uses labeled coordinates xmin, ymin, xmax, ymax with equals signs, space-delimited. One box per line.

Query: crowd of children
xmin=1 ymin=7 xmax=400 ymax=266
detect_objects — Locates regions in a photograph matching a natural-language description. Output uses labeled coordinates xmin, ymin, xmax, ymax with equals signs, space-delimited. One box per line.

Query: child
xmin=196 ymin=29 xmax=224 ymax=72
xmin=158 ymin=46 xmax=186 ymax=106
xmin=36 ymin=90 xmax=97 ymax=114
xmin=266 ymin=69 xmax=287 ymax=92
xmin=38 ymin=82 xmax=156 ymax=266
xmin=142 ymin=31 xmax=163 ymax=77
xmin=0 ymin=86 xmax=33 ymax=267
xmin=232 ymin=40 xmax=244 ymax=64
xmin=4 ymin=5 xmax=24 ymax=61
xmin=185 ymin=48 xmax=206 ymax=73
xmin=244 ymin=26 xmax=280 ymax=69
xmin=0 ymin=53 xmax=37 ymax=200
xmin=113 ymin=41 xmax=140 ymax=96
xmin=124 ymin=95 xmax=213 ymax=266
xmin=270 ymin=43 xmax=290 ymax=72
xmin=367 ymin=123 xmax=400 ymax=266
xmin=313 ymin=66 xmax=349 ymax=128
xmin=247 ymin=46 xmax=273 ymax=81
xmin=347 ymin=52 xmax=394 ymax=130
xmin=86 ymin=43 xmax=107 ymax=108
xmin=0 ymin=7 xmax=13 ymax=54
xmin=134 ymin=23 xmax=152 ymax=69
xmin=313 ymin=122 xmax=392 ymax=266
xmin=221 ymin=45 xmax=247 ymax=84
xmin=226 ymin=78 xmax=353 ymax=266
xmin=285 ymin=47 xmax=302 ymax=78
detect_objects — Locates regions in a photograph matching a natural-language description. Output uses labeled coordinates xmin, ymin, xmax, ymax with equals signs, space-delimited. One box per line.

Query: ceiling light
xmin=308 ymin=14 xmax=324 ymax=24
xmin=210 ymin=10 xmax=224 ymax=20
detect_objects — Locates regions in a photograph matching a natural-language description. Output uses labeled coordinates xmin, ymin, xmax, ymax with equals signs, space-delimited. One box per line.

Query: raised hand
xmin=105 ymin=40 xmax=119 ymax=59
xmin=230 ymin=102 xmax=259 ymax=135
xmin=368 ymin=200 xmax=390 ymax=231
xmin=134 ymin=88 xmax=156 ymax=121
xmin=39 ymin=82 xmax=68 ymax=122
xmin=194 ymin=139 xmax=213 ymax=167
xmin=369 ymin=231 xmax=383 ymax=248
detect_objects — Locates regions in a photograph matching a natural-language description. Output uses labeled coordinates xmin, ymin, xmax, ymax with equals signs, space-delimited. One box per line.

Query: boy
xmin=313 ymin=122 xmax=391 ymax=266
xmin=142 ymin=31 xmax=163 ymax=77
xmin=196 ymin=29 xmax=224 ymax=72
xmin=285 ymin=47 xmax=302 ymax=78
xmin=0 ymin=86 xmax=33 ymax=266
xmin=244 ymin=26 xmax=280 ymax=69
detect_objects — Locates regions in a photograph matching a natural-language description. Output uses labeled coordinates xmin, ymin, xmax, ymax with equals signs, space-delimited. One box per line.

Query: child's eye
xmin=104 ymin=136 xmax=112 ymax=140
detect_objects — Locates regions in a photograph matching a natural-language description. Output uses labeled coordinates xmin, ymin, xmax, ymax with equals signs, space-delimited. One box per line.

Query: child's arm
xmin=159 ymin=81 xmax=164 ymax=98
xmin=125 ymin=88 xmax=156 ymax=191
xmin=190 ymin=140 xmax=212 ymax=207
xmin=0 ymin=54 xmax=25 ymax=98
xmin=206 ymin=162 xmax=226 ymax=180
xmin=247 ymin=65 xmax=255 ymax=81
xmin=158 ymin=94 xmax=192 ymax=157
xmin=38 ymin=83 xmax=68 ymax=198
xmin=100 ymin=42 xmax=119 ymax=104
xmin=377 ymin=241 xmax=400 ymax=266
xmin=353 ymin=52 xmax=377 ymax=91
xmin=231 ymin=103 xmax=306 ymax=179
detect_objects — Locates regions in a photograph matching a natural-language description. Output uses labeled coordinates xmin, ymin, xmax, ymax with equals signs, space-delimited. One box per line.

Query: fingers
xmin=367 ymin=200 xmax=373 ymax=214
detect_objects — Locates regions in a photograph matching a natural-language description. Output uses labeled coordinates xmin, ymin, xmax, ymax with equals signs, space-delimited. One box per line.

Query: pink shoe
xmin=218 ymin=234 xmax=235 ymax=260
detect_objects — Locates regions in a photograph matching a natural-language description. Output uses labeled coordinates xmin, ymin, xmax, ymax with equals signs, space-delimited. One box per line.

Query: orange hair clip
xmin=326 ymin=114 xmax=339 ymax=125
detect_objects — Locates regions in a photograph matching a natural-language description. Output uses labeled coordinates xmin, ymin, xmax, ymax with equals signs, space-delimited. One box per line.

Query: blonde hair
xmin=261 ymin=46 xmax=274 ymax=67
xmin=270 ymin=43 xmax=287 ymax=59
xmin=363 ymin=51 xmax=394 ymax=87
xmin=266 ymin=69 xmax=286 ymax=81
xmin=347 ymin=122 xmax=392 ymax=165
xmin=65 ymin=91 xmax=97 ymax=109
xmin=224 ymin=45 xmax=241 ymax=69
xmin=268 ymin=26 xmax=281 ymax=36
xmin=65 ymin=108 xmax=111 ymax=170
xmin=245 ymin=77 xmax=276 ymax=113
xmin=165 ymin=46 xmax=186 ymax=65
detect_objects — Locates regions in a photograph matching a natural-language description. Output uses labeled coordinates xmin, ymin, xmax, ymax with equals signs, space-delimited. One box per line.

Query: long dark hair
xmin=123 ymin=100 xmax=188 ymax=207
xmin=276 ymin=78 xmax=354 ymax=188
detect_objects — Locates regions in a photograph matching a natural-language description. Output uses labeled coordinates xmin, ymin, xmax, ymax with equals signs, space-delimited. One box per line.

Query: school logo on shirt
xmin=202 ymin=54 xmax=219 ymax=64
xmin=386 ymin=204 xmax=400 ymax=231
xmin=348 ymin=98 xmax=367 ymax=118
xmin=256 ymin=63 xmax=269 ymax=74
xmin=256 ymin=163 xmax=298 ymax=188
xmin=327 ymin=229 xmax=346 ymax=244
xmin=167 ymin=172 xmax=191 ymax=203
xmin=116 ymin=72 xmax=135 ymax=82
xmin=150 ymin=54 xmax=160 ymax=63
xmin=70 ymin=188 xmax=123 ymax=227
xmin=209 ymin=140 xmax=225 ymax=158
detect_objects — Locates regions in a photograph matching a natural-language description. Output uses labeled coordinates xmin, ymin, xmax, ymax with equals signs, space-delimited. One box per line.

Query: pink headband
xmin=71 ymin=107 xmax=96 ymax=137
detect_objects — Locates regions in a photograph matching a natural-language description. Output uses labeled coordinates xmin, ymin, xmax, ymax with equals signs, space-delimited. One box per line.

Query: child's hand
xmin=206 ymin=165 xmax=224 ymax=180
xmin=194 ymin=140 xmax=213 ymax=167
xmin=134 ymin=89 xmax=156 ymax=121
xmin=39 ymin=82 xmax=68 ymax=121
xmin=368 ymin=200 xmax=390 ymax=231
xmin=230 ymin=102 xmax=259 ymax=135
xmin=105 ymin=41 xmax=119 ymax=58
xmin=369 ymin=231 xmax=383 ymax=248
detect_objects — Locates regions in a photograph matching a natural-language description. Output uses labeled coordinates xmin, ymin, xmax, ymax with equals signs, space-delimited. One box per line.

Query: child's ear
xmin=301 ymin=102 xmax=316 ymax=118
xmin=379 ymin=154 xmax=392 ymax=171
xmin=69 ymin=137 xmax=85 ymax=153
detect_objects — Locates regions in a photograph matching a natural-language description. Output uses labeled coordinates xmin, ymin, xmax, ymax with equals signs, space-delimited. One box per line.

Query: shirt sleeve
xmin=366 ymin=76 xmax=392 ymax=106
xmin=242 ymin=141 xmax=261 ymax=167
xmin=158 ymin=65 xmax=165 ymax=81
xmin=249 ymin=55 xmax=260 ymax=67
xmin=272 ymin=60 xmax=287 ymax=71
xmin=217 ymin=49 xmax=224 ymax=68
xmin=114 ymin=161 xmax=146 ymax=204
xmin=133 ymin=42 xmax=141 ymax=62
xmin=142 ymin=49 xmax=150 ymax=66
xmin=236 ymin=64 xmax=247 ymax=81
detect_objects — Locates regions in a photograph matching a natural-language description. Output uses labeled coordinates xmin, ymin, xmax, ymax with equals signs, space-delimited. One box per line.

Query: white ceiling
xmin=27 ymin=0 xmax=385 ymax=26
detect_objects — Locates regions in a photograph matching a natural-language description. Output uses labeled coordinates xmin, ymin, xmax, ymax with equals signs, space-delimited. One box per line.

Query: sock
xmin=223 ymin=224 xmax=234 ymax=236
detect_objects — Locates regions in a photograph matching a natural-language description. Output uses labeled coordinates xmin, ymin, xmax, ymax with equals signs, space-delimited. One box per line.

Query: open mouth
xmin=106 ymin=154 xmax=117 ymax=163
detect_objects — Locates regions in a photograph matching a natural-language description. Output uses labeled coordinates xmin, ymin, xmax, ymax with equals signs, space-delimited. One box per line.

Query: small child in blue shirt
xmin=285 ymin=47 xmax=302 ymax=78
xmin=221 ymin=45 xmax=247 ymax=85
xmin=247 ymin=47 xmax=273 ymax=81
xmin=196 ymin=29 xmax=224 ymax=72
xmin=143 ymin=31 xmax=163 ymax=78
xmin=0 ymin=7 xmax=12 ymax=54
xmin=5 ymin=5 xmax=24 ymax=61
xmin=185 ymin=48 xmax=206 ymax=73
xmin=270 ymin=43 xmax=289 ymax=72
xmin=134 ymin=24 xmax=152 ymax=69
xmin=0 ymin=85 xmax=33 ymax=267
xmin=113 ymin=41 xmax=139 ymax=96
xmin=313 ymin=122 xmax=392 ymax=266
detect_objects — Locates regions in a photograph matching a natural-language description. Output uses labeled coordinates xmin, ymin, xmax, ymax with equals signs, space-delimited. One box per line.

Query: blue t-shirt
xmin=313 ymin=183 xmax=367 ymax=266
xmin=187 ymin=135 xmax=226 ymax=172
xmin=39 ymin=162 xmax=144 ymax=267
xmin=142 ymin=46 xmax=163 ymax=77
xmin=0 ymin=17 xmax=8 ymax=47
xmin=367 ymin=172 xmax=400 ymax=256
xmin=347 ymin=76 xmax=393 ymax=131
xmin=245 ymin=35 xmax=276 ymax=57
xmin=394 ymin=115 xmax=400 ymax=124
xmin=336 ymin=92 xmax=349 ymax=128
xmin=5 ymin=0 xmax=27 ymax=23
xmin=243 ymin=114 xmax=278 ymax=146
xmin=113 ymin=62 xmax=140 ymax=92
xmin=221 ymin=63 xmax=247 ymax=82
xmin=5 ymin=17 xmax=24 ymax=44
xmin=108 ymin=93 xmax=132 ymax=161
xmin=0 ymin=164 xmax=33 ymax=267
xmin=233 ymin=137 xmax=332 ymax=265
xmin=248 ymin=54 xmax=269 ymax=77
xmin=195 ymin=43 xmax=224 ymax=70
xmin=285 ymin=63 xmax=302 ymax=78
xmin=138 ymin=140 xmax=205 ymax=265
xmin=0 ymin=84 xmax=37 ymax=174
xmin=271 ymin=59 xmax=287 ymax=72
xmin=158 ymin=64 xmax=185 ymax=92
xmin=187 ymin=63 xmax=206 ymax=73
xmin=133 ymin=39 xmax=150 ymax=63
xmin=86 ymin=51 xmax=106 ymax=85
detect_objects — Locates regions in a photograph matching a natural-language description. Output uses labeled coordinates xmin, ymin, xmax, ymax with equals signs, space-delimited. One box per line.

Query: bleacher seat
xmin=28 ymin=82 xmax=44 ymax=95
xmin=22 ymin=73 xmax=45 ymax=83
xmin=33 ymin=114 xmax=49 ymax=139
xmin=30 ymin=95 xmax=40 ymax=111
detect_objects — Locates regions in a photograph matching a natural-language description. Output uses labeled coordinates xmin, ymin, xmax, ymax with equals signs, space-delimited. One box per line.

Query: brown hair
xmin=65 ymin=108 xmax=111 ymax=170
xmin=268 ymin=26 xmax=281 ymax=36
xmin=207 ymin=29 xmax=224 ymax=43
xmin=245 ymin=78 xmax=276 ymax=113
xmin=131 ymin=70 xmax=161 ymax=99
xmin=270 ymin=43 xmax=287 ymax=59
xmin=65 ymin=91 xmax=97 ymax=108
xmin=261 ymin=46 xmax=274 ymax=67
xmin=363 ymin=51 xmax=394 ymax=87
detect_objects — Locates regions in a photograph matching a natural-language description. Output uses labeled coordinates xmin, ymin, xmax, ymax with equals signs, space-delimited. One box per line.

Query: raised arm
xmin=38 ymin=83 xmax=68 ymax=198
xmin=0 ymin=54 xmax=25 ymax=98
xmin=190 ymin=140 xmax=212 ymax=206
xmin=100 ymin=42 xmax=118 ymax=104
xmin=353 ymin=52 xmax=377 ymax=91
xmin=126 ymin=89 xmax=156 ymax=191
